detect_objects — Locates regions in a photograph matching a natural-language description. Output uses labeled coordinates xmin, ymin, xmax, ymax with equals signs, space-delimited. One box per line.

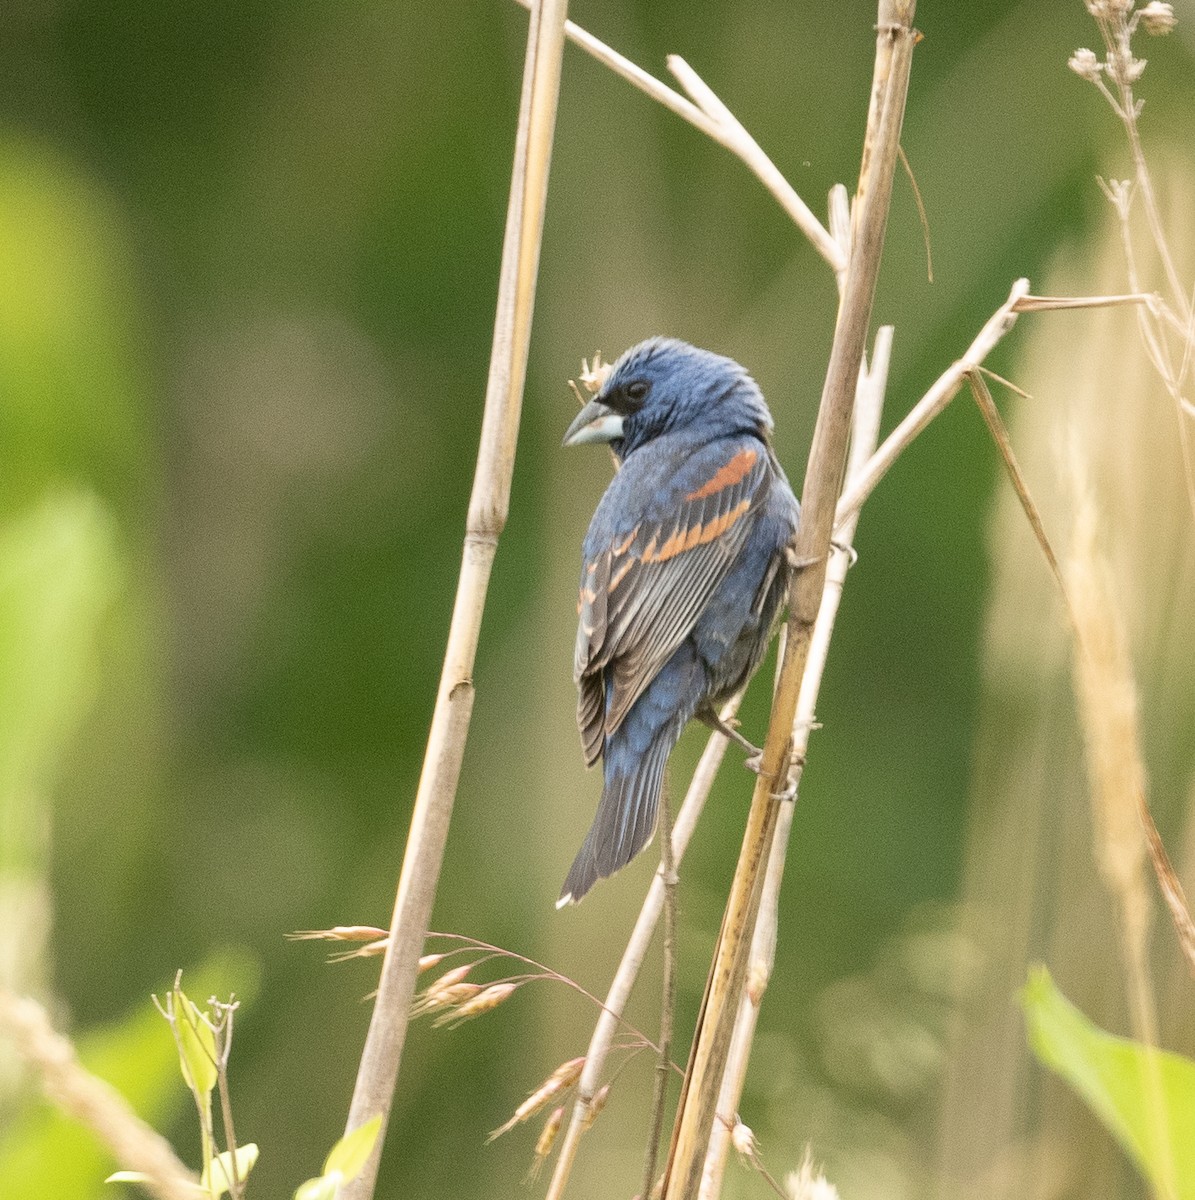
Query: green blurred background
xmin=1 ymin=1 xmax=1194 ymax=1197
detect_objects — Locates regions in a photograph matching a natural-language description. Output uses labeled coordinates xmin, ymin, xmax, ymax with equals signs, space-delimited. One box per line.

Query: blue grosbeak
xmin=558 ymin=338 xmax=800 ymax=905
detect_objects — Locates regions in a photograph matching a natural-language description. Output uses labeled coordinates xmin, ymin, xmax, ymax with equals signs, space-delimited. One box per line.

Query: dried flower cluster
xmin=1070 ymin=1 xmax=1175 ymax=107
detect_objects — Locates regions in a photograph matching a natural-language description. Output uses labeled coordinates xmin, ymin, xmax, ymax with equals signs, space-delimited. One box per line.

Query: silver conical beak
xmin=563 ymin=399 xmax=625 ymax=447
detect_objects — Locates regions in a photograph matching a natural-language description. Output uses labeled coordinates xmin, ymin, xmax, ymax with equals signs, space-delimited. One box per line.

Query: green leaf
xmin=1021 ymin=966 xmax=1195 ymax=1200
xmin=292 ymin=1117 xmax=383 ymax=1200
xmin=293 ymin=1175 xmax=339 ymax=1200
xmin=200 ymin=1144 xmax=258 ymax=1198
xmin=172 ymin=987 xmax=218 ymax=1105
xmin=322 ymin=1116 xmax=381 ymax=1182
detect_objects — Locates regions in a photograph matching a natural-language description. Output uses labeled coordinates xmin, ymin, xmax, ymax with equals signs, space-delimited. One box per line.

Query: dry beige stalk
xmin=934 ymin=180 xmax=1195 ymax=1199
xmin=699 ymin=326 xmax=891 ymax=1198
xmin=337 ymin=5 xmax=570 ymax=1197
xmin=663 ymin=9 xmax=917 ymax=1194
xmin=511 ymin=0 xmax=846 ymax=279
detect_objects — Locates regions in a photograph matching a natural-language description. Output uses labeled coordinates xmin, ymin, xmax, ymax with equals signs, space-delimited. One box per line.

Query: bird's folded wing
xmin=575 ymin=438 xmax=771 ymax=756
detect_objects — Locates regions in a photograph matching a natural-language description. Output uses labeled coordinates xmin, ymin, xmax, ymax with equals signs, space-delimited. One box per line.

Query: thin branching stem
xmin=511 ymin=0 xmax=846 ymax=277
xmin=545 ymin=698 xmax=742 ymax=1200
xmin=642 ymin=793 xmax=678 ymax=1200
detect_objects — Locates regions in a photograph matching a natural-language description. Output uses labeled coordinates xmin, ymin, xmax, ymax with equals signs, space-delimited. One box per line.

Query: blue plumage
xmin=559 ymin=338 xmax=800 ymax=904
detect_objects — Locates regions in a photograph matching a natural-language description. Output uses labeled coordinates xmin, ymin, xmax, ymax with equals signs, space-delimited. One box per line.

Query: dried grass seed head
xmin=1139 ymin=1 xmax=1176 ymax=33
xmin=1106 ymin=46 xmax=1147 ymax=84
xmin=432 ymin=982 xmax=517 ymax=1026
xmin=786 ymin=1148 xmax=841 ymax=1200
xmin=1069 ymin=48 xmax=1103 ymax=80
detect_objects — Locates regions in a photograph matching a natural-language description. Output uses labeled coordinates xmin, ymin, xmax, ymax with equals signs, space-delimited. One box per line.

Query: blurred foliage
xmin=0 ymin=953 xmax=257 ymax=1200
xmin=1023 ymin=967 xmax=1195 ymax=1200
xmin=0 ymin=1 xmax=1192 ymax=1197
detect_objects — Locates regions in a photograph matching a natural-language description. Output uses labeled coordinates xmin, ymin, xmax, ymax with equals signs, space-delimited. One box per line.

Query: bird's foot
xmin=784 ymin=542 xmax=858 ymax=570
xmin=697 ymin=706 xmax=762 ymax=760
xmin=771 ymin=776 xmax=798 ymax=802
xmin=831 ymin=539 xmax=858 ymax=567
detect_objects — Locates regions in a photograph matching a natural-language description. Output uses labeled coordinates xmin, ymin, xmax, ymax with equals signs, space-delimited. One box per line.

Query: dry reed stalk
xmin=0 ymin=989 xmax=199 ymax=1200
xmin=662 ymin=7 xmax=917 ymax=1196
xmin=337 ymin=4 xmax=569 ymax=1197
xmin=698 ymin=328 xmax=890 ymax=1198
xmin=1063 ymin=446 xmax=1176 ymax=1197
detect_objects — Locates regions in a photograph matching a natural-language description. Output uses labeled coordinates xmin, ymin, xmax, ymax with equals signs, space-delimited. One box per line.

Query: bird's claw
xmin=831 ymin=539 xmax=858 ymax=567
xmin=770 ymin=777 xmax=797 ymax=803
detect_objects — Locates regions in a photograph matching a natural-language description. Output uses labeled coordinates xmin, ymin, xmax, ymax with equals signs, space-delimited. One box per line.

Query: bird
xmin=558 ymin=337 xmax=800 ymax=905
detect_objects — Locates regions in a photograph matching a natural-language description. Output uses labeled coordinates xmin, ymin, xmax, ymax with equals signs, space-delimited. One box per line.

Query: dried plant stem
xmin=0 ymin=989 xmax=199 ymax=1200
xmin=642 ymin=793 xmax=679 ymax=1200
xmin=1089 ymin=11 xmax=1190 ymax=325
xmin=834 ymin=287 xmax=1153 ymax=533
xmin=1063 ymin=452 xmax=1176 ymax=1199
xmin=662 ymin=8 xmax=916 ymax=1196
xmin=338 ymin=4 xmax=569 ymax=1197
xmin=511 ymin=0 xmax=845 ymax=277
xmin=835 ymin=279 xmax=1026 ymax=529
xmin=700 ymin=327 xmax=890 ymax=1198
xmin=545 ymin=697 xmax=742 ymax=1200
xmin=967 ymin=371 xmax=1069 ymax=605
xmin=971 ymin=368 xmax=1195 ymax=980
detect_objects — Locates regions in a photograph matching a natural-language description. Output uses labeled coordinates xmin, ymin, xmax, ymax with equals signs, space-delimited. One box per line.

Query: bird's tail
xmin=557 ymin=723 xmax=677 ymax=906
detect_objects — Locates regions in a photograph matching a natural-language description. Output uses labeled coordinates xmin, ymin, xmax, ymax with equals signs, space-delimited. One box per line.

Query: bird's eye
xmin=625 ymin=380 xmax=650 ymax=404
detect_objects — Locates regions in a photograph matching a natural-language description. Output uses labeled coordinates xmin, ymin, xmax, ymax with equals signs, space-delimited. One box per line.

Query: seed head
xmin=432 ymin=982 xmax=517 ymax=1027
xmin=581 ymin=1083 xmax=611 ymax=1130
xmin=1068 ymin=48 xmax=1102 ymax=82
xmin=524 ymin=1105 xmax=565 ymax=1180
xmin=1140 ymin=2 xmax=1176 ymax=33
xmin=1106 ymin=46 xmax=1147 ymax=85
xmin=410 ymin=981 xmax=482 ymax=1017
xmin=488 ymin=1057 xmax=585 ymax=1141
xmin=731 ymin=1121 xmax=757 ymax=1160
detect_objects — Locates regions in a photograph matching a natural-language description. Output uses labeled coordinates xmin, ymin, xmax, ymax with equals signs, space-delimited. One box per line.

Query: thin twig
xmin=662 ymin=7 xmax=917 ymax=1196
xmin=834 ymin=278 xmax=1031 ymax=532
xmin=834 ymin=282 xmax=1147 ymax=530
xmin=337 ymin=4 xmax=570 ymax=1197
xmin=700 ymin=327 xmax=891 ymax=1197
xmin=642 ymin=792 xmax=679 ymax=1200
xmin=214 ymin=1005 xmax=242 ymax=1200
xmin=545 ymin=697 xmax=742 ymax=1200
xmin=967 ymin=370 xmax=1069 ymax=606
xmin=511 ymin=0 xmax=846 ymax=277
xmin=0 ymin=989 xmax=200 ymax=1200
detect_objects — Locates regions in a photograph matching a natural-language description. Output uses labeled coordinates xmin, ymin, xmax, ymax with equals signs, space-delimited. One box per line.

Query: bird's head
xmin=562 ymin=337 xmax=774 ymax=460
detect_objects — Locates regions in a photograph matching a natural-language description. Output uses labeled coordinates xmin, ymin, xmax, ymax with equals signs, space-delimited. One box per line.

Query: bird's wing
xmin=575 ymin=436 xmax=772 ymax=757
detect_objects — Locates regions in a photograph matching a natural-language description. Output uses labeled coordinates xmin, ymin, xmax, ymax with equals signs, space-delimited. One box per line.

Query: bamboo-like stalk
xmin=0 ymin=989 xmax=199 ymax=1200
xmin=662 ymin=8 xmax=917 ymax=1196
xmin=699 ymin=326 xmax=891 ymax=1198
xmin=336 ymin=5 xmax=569 ymax=1197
